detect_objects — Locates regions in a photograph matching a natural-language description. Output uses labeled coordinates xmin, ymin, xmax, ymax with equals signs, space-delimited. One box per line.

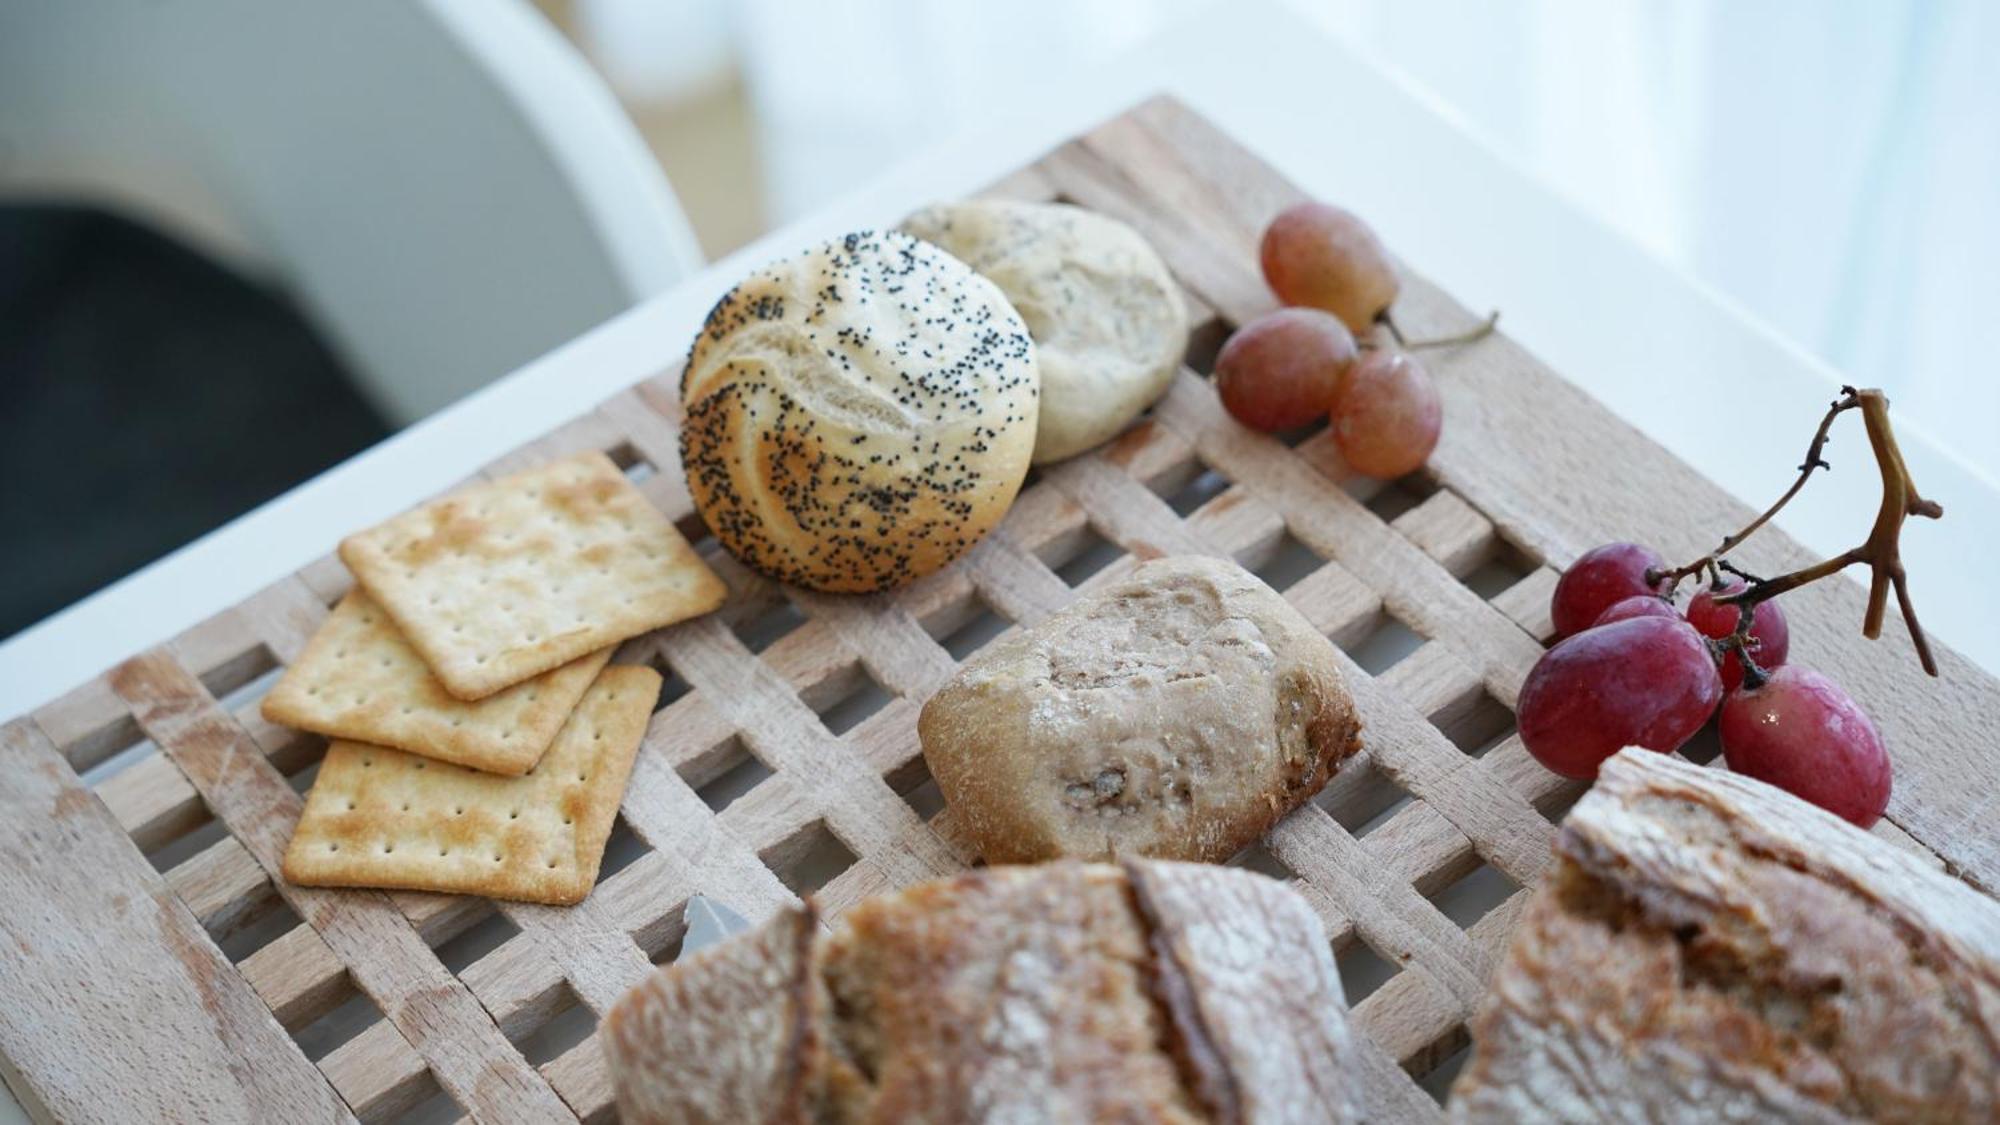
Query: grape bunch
xmin=1214 ymin=201 xmax=1459 ymax=479
xmin=1520 ymin=540 xmax=1888 ymax=826
xmin=1515 ymin=384 xmax=1944 ymax=830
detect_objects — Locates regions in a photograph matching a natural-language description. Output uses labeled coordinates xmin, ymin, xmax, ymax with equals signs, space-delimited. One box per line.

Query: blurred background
xmin=2 ymin=0 xmax=1995 ymax=639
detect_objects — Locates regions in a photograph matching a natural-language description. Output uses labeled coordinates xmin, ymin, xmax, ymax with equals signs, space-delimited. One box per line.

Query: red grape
xmin=1719 ymin=665 xmax=1890 ymax=827
xmin=1214 ymin=308 xmax=1357 ymax=432
xmin=1259 ymin=201 xmax=1400 ymax=334
xmin=1328 ymin=350 xmax=1441 ymax=478
xmin=1551 ymin=542 xmax=1668 ymax=638
xmin=1593 ymin=594 xmax=1679 ymax=627
xmin=1683 ymin=581 xmax=1790 ymax=691
xmin=1518 ymin=616 xmax=1723 ymax=779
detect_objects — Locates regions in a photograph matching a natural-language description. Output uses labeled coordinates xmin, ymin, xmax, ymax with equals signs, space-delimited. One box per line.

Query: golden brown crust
xmin=919 ymin=556 xmax=1362 ymax=864
xmin=1451 ymin=749 xmax=2000 ymax=1123
xmin=603 ymin=860 xmax=1361 ymax=1124
xmin=678 ymin=231 xmax=1038 ymax=593
xmin=605 ymin=903 xmax=819 ymax=1125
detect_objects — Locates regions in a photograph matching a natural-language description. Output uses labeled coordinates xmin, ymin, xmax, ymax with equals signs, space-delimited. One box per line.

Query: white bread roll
xmin=902 ymin=201 xmax=1186 ymax=464
xmin=680 ymin=230 xmax=1038 ymax=593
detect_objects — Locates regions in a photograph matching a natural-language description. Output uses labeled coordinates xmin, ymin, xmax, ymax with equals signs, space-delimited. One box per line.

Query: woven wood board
xmin=4 ymin=96 xmax=1997 ymax=1125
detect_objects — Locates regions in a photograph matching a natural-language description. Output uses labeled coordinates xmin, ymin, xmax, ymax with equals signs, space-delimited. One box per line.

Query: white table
xmin=21 ymin=0 xmax=1998 ymax=725
xmin=3 ymin=5 xmax=1996 ymax=1119
xmin=10 ymin=2 xmax=1994 ymax=724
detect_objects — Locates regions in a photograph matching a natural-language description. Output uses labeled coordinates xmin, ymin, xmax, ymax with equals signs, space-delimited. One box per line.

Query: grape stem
xmin=1379 ymin=310 xmax=1500 ymax=351
xmin=1655 ymin=387 xmax=1945 ymax=678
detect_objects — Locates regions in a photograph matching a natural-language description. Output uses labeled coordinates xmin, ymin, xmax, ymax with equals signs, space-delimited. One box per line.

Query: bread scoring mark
xmin=680 ymin=229 xmax=1037 ymax=592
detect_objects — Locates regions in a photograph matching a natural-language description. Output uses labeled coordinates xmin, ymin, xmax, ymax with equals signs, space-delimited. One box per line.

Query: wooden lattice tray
xmin=6 ymin=97 xmax=1997 ymax=1125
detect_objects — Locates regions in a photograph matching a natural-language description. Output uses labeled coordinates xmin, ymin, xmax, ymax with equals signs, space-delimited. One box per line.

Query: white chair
xmin=0 ymin=0 xmax=703 ymax=424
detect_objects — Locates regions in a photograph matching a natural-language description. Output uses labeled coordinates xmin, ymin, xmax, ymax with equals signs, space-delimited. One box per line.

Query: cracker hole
xmin=816 ymin=669 xmax=893 ymax=736
xmin=1337 ymin=609 xmax=1426 ymax=676
xmin=1248 ymin=528 xmax=1321 ymax=593
xmin=761 ymin=819 xmax=858 ymax=897
xmin=1053 ymin=524 xmax=1123 ymax=588
xmin=1335 ymin=938 xmax=1399 ymax=1005
xmin=1427 ymin=863 xmax=1520 ymax=931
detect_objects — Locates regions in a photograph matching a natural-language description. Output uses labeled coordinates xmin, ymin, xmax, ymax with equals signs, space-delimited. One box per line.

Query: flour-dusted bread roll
xmin=902 ymin=201 xmax=1186 ymax=464
xmin=680 ymin=231 xmax=1039 ymax=593
xmin=1451 ymin=748 xmax=2000 ymax=1123
xmin=919 ymin=556 xmax=1362 ymax=864
xmin=603 ymin=859 xmax=1361 ymax=1124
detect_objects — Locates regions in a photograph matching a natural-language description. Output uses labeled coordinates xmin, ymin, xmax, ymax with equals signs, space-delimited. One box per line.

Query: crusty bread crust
xmin=919 ymin=556 xmax=1363 ymax=865
xmin=1451 ymin=748 xmax=2000 ymax=1122
xmin=603 ymin=860 xmax=1360 ymax=1124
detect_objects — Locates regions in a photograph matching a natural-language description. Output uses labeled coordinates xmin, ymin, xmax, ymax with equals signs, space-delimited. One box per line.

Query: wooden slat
xmin=0 ymin=720 xmax=351 ymax=1124
xmin=108 ymin=653 xmax=574 ymax=1124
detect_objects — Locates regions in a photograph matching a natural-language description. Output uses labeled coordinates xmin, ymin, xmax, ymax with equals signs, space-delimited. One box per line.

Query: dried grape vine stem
xmin=1650 ymin=386 xmax=1944 ymax=679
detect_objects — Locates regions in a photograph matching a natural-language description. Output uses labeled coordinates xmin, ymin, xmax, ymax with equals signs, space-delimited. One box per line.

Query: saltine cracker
xmin=341 ymin=452 xmax=724 ymax=699
xmin=282 ymin=665 xmax=660 ymax=905
xmin=261 ymin=591 xmax=611 ymax=775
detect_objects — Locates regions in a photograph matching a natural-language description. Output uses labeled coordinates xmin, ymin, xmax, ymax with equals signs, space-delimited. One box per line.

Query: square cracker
xmin=261 ymin=591 xmax=611 ymax=775
xmin=282 ymin=664 xmax=661 ymax=905
xmin=341 ymin=451 xmax=725 ymax=700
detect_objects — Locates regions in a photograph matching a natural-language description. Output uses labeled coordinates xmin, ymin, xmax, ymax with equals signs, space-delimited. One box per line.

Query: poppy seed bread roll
xmin=679 ymin=230 xmax=1039 ymax=593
